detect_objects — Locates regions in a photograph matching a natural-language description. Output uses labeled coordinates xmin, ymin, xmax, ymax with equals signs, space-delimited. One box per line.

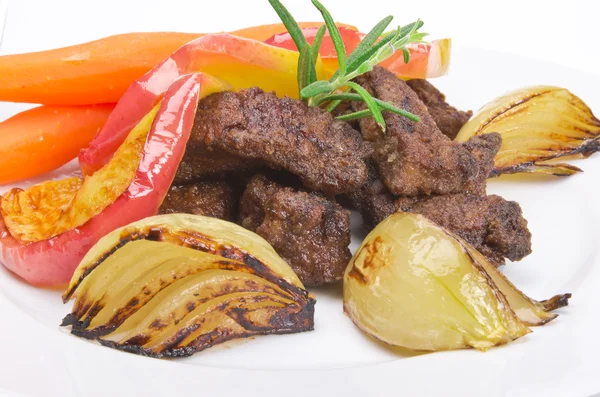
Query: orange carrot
xmin=0 ymin=33 xmax=200 ymax=106
xmin=0 ymin=23 xmax=356 ymax=106
xmin=0 ymin=104 xmax=115 ymax=183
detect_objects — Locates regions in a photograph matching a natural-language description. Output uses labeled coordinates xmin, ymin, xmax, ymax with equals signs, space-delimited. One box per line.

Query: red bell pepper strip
xmin=264 ymin=26 xmax=452 ymax=79
xmin=78 ymin=34 xmax=300 ymax=175
xmin=378 ymin=39 xmax=452 ymax=79
xmin=0 ymin=73 xmax=203 ymax=287
xmin=264 ymin=26 xmax=362 ymax=56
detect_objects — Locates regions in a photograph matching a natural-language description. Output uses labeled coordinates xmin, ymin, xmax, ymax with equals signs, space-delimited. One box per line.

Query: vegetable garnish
xmin=344 ymin=212 xmax=570 ymax=351
xmin=269 ymin=0 xmax=427 ymax=131
xmin=79 ymin=34 xmax=305 ymax=175
xmin=456 ymin=86 xmax=600 ymax=176
xmin=264 ymin=27 xmax=451 ymax=80
xmin=2 ymin=104 xmax=161 ymax=242
xmin=0 ymin=23 xmax=355 ymax=106
xmin=0 ymin=73 xmax=210 ymax=286
xmin=62 ymin=214 xmax=315 ymax=359
xmin=0 ymin=104 xmax=114 ymax=184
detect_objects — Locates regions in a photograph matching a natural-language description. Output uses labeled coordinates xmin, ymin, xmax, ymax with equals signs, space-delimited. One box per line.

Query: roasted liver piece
xmin=346 ymin=160 xmax=397 ymax=228
xmin=174 ymin=147 xmax=261 ymax=185
xmin=353 ymin=67 xmax=481 ymax=197
xmin=348 ymin=131 xmax=502 ymax=228
xmin=351 ymin=187 xmax=532 ymax=266
xmin=240 ymin=174 xmax=352 ymax=286
xmin=188 ymin=87 xmax=372 ymax=196
xmin=462 ymin=132 xmax=502 ymax=195
xmin=346 ymin=72 xmax=528 ymax=266
xmin=407 ymin=79 xmax=473 ymax=140
xmin=159 ymin=181 xmax=238 ymax=222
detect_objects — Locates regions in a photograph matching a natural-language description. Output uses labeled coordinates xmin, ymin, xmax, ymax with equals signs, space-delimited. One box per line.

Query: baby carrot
xmin=0 ymin=23 xmax=355 ymax=106
xmin=0 ymin=104 xmax=115 ymax=183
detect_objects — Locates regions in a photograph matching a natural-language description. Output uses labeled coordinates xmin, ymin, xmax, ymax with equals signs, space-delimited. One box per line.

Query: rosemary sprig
xmin=313 ymin=92 xmax=421 ymax=122
xmin=268 ymin=0 xmax=319 ymax=94
xmin=297 ymin=43 xmax=313 ymax=95
xmin=310 ymin=25 xmax=327 ymax=62
xmin=346 ymin=81 xmax=385 ymax=130
xmin=268 ymin=0 xmax=427 ymax=131
xmin=311 ymin=0 xmax=347 ymax=75
xmin=267 ymin=0 xmax=308 ymax=50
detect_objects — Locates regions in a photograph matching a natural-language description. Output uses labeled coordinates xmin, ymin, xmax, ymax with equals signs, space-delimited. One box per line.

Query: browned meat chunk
xmin=174 ymin=147 xmax=260 ymax=185
xmin=352 ymin=189 xmax=532 ymax=265
xmin=159 ymin=181 xmax=238 ymax=221
xmin=240 ymin=174 xmax=351 ymax=286
xmin=330 ymin=100 xmax=360 ymax=130
xmin=346 ymin=160 xmax=396 ymax=228
xmin=407 ymin=79 xmax=473 ymax=140
xmin=396 ymin=194 xmax=532 ymax=266
xmin=462 ymin=133 xmax=502 ymax=195
xmin=353 ymin=67 xmax=481 ymax=197
xmin=189 ymin=87 xmax=371 ymax=196
xmin=348 ymin=132 xmax=501 ymax=227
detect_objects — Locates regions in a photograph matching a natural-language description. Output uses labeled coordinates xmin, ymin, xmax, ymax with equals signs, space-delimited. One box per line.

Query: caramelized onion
xmin=456 ymin=86 xmax=600 ymax=176
xmin=62 ymin=214 xmax=315 ymax=358
xmin=343 ymin=212 xmax=569 ymax=351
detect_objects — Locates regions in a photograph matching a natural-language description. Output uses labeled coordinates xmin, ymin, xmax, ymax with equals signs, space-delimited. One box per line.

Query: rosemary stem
xmin=336 ymin=109 xmax=371 ymax=121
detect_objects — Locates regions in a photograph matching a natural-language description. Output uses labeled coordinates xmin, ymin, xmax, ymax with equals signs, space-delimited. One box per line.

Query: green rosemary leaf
xmin=297 ymin=43 xmax=313 ymax=94
xmin=310 ymin=25 xmax=327 ymax=63
xmin=331 ymin=22 xmax=400 ymax=82
xmin=273 ymin=0 xmax=426 ymax=128
xmin=311 ymin=0 xmax=347 ymax=75
xmin=329 ymin=70 xmax=340 ymax=83
xmin=336 ymin=109 xmax=372 ymax=121
xmin=410 ymin=32 xmax=429 ymax=43
xmin=323 ymin=87 xmax=351 ymax=112
xmin=318 ymin=93 xmax=421 ymax=122
xmin=315 ymin=93 xmax=360 ymax=105
xmin=375 ymin=98 xmax=421 ymax=122
xmin=398 ymin=20 xmax=424 ymax=39
xmin=338 ymin=102 xmax=420 ymax=124
xmin=325 ymin=99 xmax=343 ymax=112
xmin=347 ymin=81 xmax=385 ymax=131
xmin=268 ymin=0 xmax=308 ymax=51
xmin=402 ymin=47 xmax=410 ymax=64
xmin=300 ymin=80 xmax=334 ymax=98
xmin=347 ymin=15 xmax=393 ymax=66
xmin=345 ymin=28 xmax=398 ymax=74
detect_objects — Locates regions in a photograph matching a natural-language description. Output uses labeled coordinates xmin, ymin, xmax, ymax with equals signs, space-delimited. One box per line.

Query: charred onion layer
xmin=62 ymin=214 xmax=315 ymax=359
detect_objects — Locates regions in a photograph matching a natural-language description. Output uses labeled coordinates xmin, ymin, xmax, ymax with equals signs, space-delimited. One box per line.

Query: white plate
xmin=1 ymin=7 xmax=600 ymax=397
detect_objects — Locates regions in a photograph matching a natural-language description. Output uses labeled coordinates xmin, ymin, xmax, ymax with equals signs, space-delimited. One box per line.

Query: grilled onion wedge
xmin=343 ymin=212 xmax=570 ymax=351
xmin=62 ymin=214 xmax=315 ymax=358
xmin=456 ymin=85 xmax=600 ymax=176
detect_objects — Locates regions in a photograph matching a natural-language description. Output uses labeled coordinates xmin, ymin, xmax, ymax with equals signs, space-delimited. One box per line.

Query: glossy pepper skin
xmin=0 ymin=73 xmax=203 ymax=287
xmin=79 ymin=33 xmax=306 ymax=175
xmin=264 ymin=26 xmax=451 ymax=79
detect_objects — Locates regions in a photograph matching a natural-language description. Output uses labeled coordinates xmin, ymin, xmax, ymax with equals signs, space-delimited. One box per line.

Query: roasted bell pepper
xmin=264 ymin=26 xmax=452 ymax=79
xmin=378 ymin=39 xmax=452 ymax=80
xmin=0 ymin=104 xmax=114 ymax=184
xmin=79 ymin=33 xmax=314 ymax=175
xmin=0 ymin=73 xmax=206 ymax=287
xmin=1 ymin=105 xmax=161 ymax=242
xmin=0 ymin=22 xmax=354 ymax=106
